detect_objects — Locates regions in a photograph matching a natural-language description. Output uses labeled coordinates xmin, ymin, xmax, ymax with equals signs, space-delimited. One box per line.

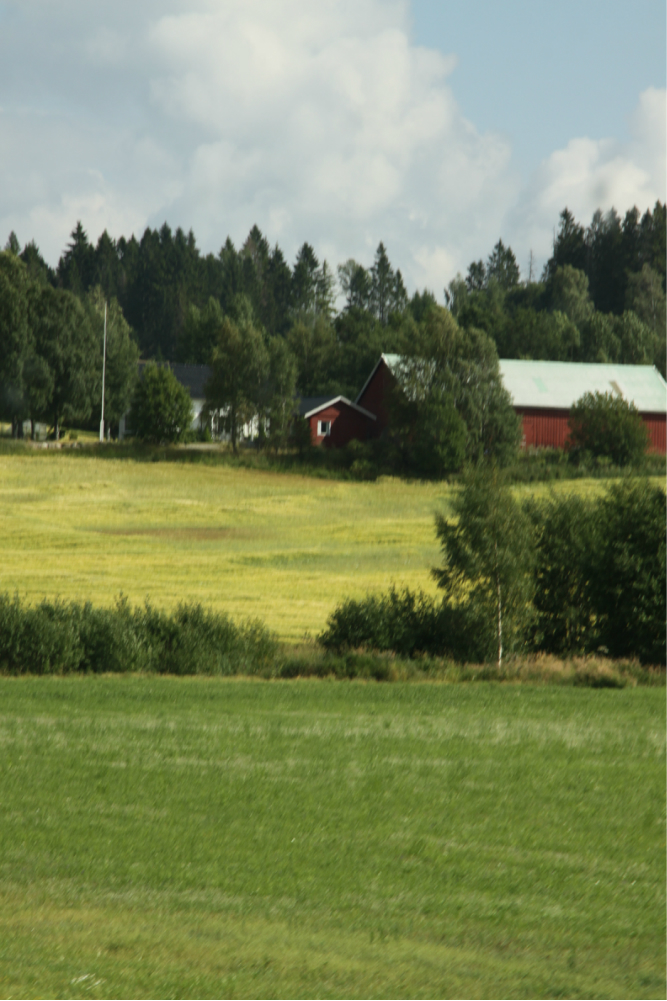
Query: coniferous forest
xmin=0 ymin=201 xmax=664 ymax=441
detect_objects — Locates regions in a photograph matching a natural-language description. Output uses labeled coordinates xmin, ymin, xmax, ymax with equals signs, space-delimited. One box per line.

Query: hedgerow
xmin=0 ymin=595 xmax=277 ymax=676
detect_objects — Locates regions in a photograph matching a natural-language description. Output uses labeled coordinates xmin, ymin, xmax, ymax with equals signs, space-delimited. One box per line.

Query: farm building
xmin=498 ymin=360 xmax=667 ymax=453
xmin=355 ymin=354 xmax=401 ymax=435
xmin=353 ymin=354 xmax=667 ymax=453
xmin=299 ymin=396 xmax=376 ymax=447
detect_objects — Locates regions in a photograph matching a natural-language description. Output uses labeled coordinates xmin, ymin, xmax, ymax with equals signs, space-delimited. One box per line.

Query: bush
xmin=0 ymin=595 xmax=278 ymax=676
xmin=320 ymin=476 xmax=666 ymax=667
xmin=526 ymin=493 xmax=598 ymax=655
xmin=568 ymin=391 xmax=649 ymax=466
xmin=527 ymin=480 xmax=665 ymax=664
xmin=318 ymin=585 xmax=490 ymax=662
xmin=588 ymin=480 xmax=666 ymax=664
xmin=129 ymin=364 xmax=193 ymax=444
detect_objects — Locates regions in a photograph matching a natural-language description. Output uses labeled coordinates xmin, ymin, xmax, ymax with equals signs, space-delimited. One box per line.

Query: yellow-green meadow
xmin=0 ymin=450 xmax=654 ymax=642
xmin=1 ymin=452 xmax=450 ymax=641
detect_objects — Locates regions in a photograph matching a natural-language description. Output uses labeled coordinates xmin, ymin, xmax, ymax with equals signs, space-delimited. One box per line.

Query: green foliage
xmin=527 ymin=493 xmax=598 ymax=655
xmin=320 ymin=475 xmax=665 ymax=667
xmin=450 ymin=202 xmax=665 ymax=369
xmin=0 ymin=251 xmax=32 ymax=433
xmin=264 ymin=337 xmax=298 ymax=450
xmin=86 ymin=286 xmax=139 ymax=428
xmin=0 ymin=594 xmax=277 ymax=676
xmin=568 ymin=390 xmax=649 ymax=466
xmin=289 ymin=414 xmax=314 ymax=455
xmin=486 ymin=238 xmax=520 ymax=290
xmin=389 ymin=381 xmax=467 ymax=477
xmin=177 ymin=296 xmax=225 ymax=364
xmin=129 ymin=363 xmax=193 ymax=444
xmin=397 ymin=307 xmax=520 ymax=466
xmin=528 ymin=481 xmax=666 ymax=665
xmin=547 ymin=265 xmax=594 ymax=326
xmin=433 ymin=466 xmax=535 ymax=665
xmin=30 ymin=284 xmax=99 ymax=439
xmin=320 ymin=586 xmax=454 ymax=658
xmin=204 ymin=314 xmax=268 ymax=451
xmin=626 ymin=264 xmax=666 ymax=334
xmin=588 ymin=480 xmax=666 ymax=665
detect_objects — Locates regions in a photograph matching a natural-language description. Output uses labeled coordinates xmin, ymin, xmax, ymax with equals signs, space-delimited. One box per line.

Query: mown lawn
xmin=0 ymin=678 xmax=664 ymax=999
xmin=0 ymin=452 xmax=629 ymax=642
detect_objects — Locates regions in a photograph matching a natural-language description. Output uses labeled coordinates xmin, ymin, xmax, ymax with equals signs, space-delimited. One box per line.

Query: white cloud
xmin=0 ymin=1 xmax=663 ymax=297
xmin=507 ymin=87 xmax=666 ymax=265
xmin=144 ymin=0 xmax=516 ymax=288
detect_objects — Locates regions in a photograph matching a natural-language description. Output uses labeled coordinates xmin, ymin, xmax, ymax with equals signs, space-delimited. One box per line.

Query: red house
xmin=299 ymin=395 xmax=376 ymax=447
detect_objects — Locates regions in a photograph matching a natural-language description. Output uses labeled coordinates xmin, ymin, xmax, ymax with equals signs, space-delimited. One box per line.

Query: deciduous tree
xmin=433 ymin=466 xmax=534 ymax=667
xmin=129 ymin=364 xmax=193 ymax=444
xmin=204 ymin=315 xmax=268 ymax=452
xmin=568 ymin=391 xmax=648 ymax=466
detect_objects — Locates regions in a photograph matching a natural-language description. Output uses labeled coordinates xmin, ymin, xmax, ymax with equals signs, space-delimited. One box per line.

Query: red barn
xmin=354 ymin=355 xmax=667 ymax=454
xmin=355 ymin=354 xmax=401 ymax=436
xmin=499 ymin=360 xmax=667 ymax=453
xmin=299 ymin=396 xmax=376 ymax=447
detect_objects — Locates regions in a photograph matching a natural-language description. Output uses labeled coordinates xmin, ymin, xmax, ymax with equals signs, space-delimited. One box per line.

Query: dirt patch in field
xmin=94 ymin=527 xmax=245 ymax=541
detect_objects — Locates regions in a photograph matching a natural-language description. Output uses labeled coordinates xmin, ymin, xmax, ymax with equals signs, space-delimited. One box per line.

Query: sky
xmin=0 ymin=0 xmax=664 ymax=297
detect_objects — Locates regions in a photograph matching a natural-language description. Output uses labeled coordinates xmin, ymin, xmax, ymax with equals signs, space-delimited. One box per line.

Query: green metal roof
xmin=359 ymin=355 xmax=667 ymax=415
xmin=499 ymin=360 xmax=667 ymax=414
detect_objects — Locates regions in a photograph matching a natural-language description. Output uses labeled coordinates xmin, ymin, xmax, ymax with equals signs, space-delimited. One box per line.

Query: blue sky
xmin=0 ymin=0 xmax=664 ymax=294
xmin=411 ymin=0 xmax=666 ymax=176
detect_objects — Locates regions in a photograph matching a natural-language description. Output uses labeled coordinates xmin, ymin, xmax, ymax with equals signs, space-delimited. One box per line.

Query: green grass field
xmin=0 ymin=451 xmax=632 ymax=642
xmin=0 ymin=677 xmax=664 ymax=999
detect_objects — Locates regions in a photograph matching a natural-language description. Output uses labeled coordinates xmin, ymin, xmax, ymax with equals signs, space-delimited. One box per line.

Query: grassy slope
xmin=0 ymin=453 xmax=633 ymax=642
xmin=0 ymin=678 xmax=664 ymax=999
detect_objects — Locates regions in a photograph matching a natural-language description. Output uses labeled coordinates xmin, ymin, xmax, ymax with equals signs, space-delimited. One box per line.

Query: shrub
xmin=567 ymin=391 xmax=649 ymax=466
xmin=0 ymin=596 xmax=278 ymax=676
xmin=129 ymin=364 xmax=193 ymax=445
xmin=318 ymin=585 xmax=490 ymax=662
xmin=526 ymin=493 xmax=598 ymax=655
xmin=587 ymin=480 xmax=666 ymax=664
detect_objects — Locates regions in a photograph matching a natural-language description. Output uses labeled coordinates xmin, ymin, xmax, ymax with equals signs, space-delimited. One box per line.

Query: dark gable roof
xmin=297 ymin=396 xmax=335 ymax=417
xmin=169 ymin=364 xmax=211 ymax=399
xmin=138 ymin=361 xmax=211 ymax=399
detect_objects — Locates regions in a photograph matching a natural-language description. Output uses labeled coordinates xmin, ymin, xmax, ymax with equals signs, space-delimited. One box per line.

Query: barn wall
xmin=357 ymin=362 xmax=393 ymax=434
xmin=516 ymin=408 xmax=571 ymax=449
xmin=641 ymin=413 xmax=666 ymax=453
xmin=517 ymin=407 xmax=667 ymax=454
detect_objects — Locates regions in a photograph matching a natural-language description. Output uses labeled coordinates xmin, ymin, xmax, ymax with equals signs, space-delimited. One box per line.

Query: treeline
xmin=1 ymin=199 xmax=664 ymax=441
xmin=320 ymin=474 xmax=666 ymax=666
xmin=0 ymin=252 xmax=138 ymax=439
xmin=448 ymin=204 xmax=666 ymax=375
xmin=8 ymin=223 xmax=412 ymax=400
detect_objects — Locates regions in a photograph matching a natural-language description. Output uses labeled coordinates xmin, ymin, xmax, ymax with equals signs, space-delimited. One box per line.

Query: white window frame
xmin=317 ymin=419 xmax=331 ymax=437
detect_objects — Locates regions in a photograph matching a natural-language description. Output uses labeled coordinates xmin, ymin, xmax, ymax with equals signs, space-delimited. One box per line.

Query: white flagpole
xmin=99 ymin=302 xmax=107 ymax=441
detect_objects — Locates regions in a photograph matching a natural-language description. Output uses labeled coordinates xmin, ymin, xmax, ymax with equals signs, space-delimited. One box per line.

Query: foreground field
xmin=0 ymin=452 xmax=625 ymax=642
xmin=0 ymin=678 xmax=664 ymax=999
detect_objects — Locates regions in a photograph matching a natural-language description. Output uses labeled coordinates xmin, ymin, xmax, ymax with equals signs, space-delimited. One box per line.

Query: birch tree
xmin=432 ymin=466 xmax=534 ymax=667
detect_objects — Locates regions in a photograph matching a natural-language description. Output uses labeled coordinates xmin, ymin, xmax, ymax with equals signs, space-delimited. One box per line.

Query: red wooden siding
xmin=356 ymin=361 xmax=393 ymax=435
xmin=307 ymin=401 xmax=374 ymax=447
xmin=516 ymin=408 xmax=570 ymax=449
xmin=517 ymin=407 xmax=666 ymax=454
xmin=642 ymin=413 xmax=666 ymax=453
